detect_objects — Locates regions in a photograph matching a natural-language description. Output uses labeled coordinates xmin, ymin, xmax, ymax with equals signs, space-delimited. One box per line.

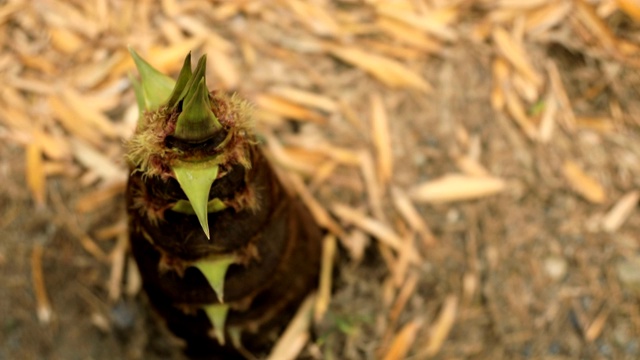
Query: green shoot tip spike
xmin=194 ymin=255 xmax=236 ymax=302
xmin=203 ymin=304 xmax=230 ymax=345
xmin=172 ymin=164 xmax=219 ymax=239
xmin=174 ymin=78 xmax=222 ymax=141
xmin=166 ymin=52 xmax=193 ymax=108
xmin=128 ymin=47 xmax=175 ymax=111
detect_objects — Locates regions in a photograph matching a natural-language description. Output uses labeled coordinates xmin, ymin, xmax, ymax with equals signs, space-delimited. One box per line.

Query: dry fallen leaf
xmin=409 ymin=174 xmax=507 ymax=203
xmin=562 ymin=160 xmax=607 ymax=204
xmin=382 ymin=318 xmax=424 ymax=360
xmin=418 ymin=295 xmax=458 ymax=357
xmin=327 ymin=45 xmax=432 ymax=92
xmin=617 ymin=0 xmax=640 ymax=21
xmin=601 ymin=191 xmax=639 ymax=232
xmin=267 ymin=294 xmax=315 ymax=360
xmin=492 ymin=27 xmax=543 ymax=87
xmin=371 ymin=93 xmax=393 ymax=186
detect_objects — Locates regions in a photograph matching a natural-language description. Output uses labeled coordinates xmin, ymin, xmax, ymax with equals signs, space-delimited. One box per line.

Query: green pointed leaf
xmin=166 ymin=52 xmax=193 ymax=108
xmin=174 ymin=78 xmax=222 ymax=141
xmin=194 ymin=255 xmax=236 ymax=302
xmin=171 ymin=198 xmax=227 ymax=214
xmin=177 ymin=54 xmax=207 ymax=105
xmin=172 ymin=163 xmax=219 ymax=239
xmin=228 ymin=327 xmax=243 ymax=349
xmin=203 ymin=304 xmax=229 ymax=345
xmin=128 ymin=72 xmax=145 ymax=114
xmin=128 ymin=47 xmax=175 ymax=111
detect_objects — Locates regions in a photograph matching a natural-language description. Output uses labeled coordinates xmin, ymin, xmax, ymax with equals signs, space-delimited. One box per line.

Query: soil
xmin=2 ymin=1 xmax=640 ymax=360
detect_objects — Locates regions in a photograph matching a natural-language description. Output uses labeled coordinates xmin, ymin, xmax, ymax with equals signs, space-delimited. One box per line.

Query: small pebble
xmin=544 ymin=256 xmax=568 ymax=281
xmin=616 ymin=256 xmax=640 ymax=290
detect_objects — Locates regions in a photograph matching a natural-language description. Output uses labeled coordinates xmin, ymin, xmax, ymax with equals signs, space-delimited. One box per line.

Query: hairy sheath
xmin=125 ymin=50 xmax=322 ymax=359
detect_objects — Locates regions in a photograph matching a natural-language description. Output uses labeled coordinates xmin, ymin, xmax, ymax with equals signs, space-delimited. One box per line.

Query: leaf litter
xmin=2 ymin=0 xmax=640 ymax=359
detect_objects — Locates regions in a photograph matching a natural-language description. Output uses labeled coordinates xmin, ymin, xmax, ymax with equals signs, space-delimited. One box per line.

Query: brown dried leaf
xmin=255 ymin=94 xmax=327 ymax=124
xmin=504 ymin=86 xmax=539 ymax=140
xmin=35 ymin=130 xmax=71 ymax=161
xmin=455 ymin=156 xmax=490 ymax=177
xmin=493 ymin=27 xmax=543 ymax=87
xmin=391 ymin=186 xmax=436 ymax=247
xmin=270 ymin=86 xmax=338 ymax=113
xmin=49 ymin=26 xmax=84 ymax=54
xmin=70 ymin=139 xmax=125 ymax=184
xmin=267 ymin=294 xmax=315 ymax=360
xmin=376 ymin=5 xmax=458 ymax=41
xmin=147 ymin=37 xmax=207 ymax=73
xmin=525 ymin=2 xmax=572 ymax=36
xmin=287 ymin=173 xmax=344 ymax=237
xmin=327 ymin=45 xmax=432 ymax=92
xmin=382 ymin=318 xmax=424 ymax=360
xmin=206 ymin=44 xmax=239 ymax=89
xmin=546 ymin=60 xmax=576 ymax=131
xmin=491 ymin=58 xmax=509 ymax=111
xmin=26 ymin=141 xmax=46 ymax=207
xmin=574 ymin=0 xmax=618 ymax=52
xmin=409 ymin=174 xmax=507 ymax=203
xmin=601 ymin=191 xmax=639 ymax=232
xmin=418 ymin=295 xmax=458 ymax=357
xmin=331 ymin=203 xmax=407 ymax=255
xmin=61 ymin=89 xmax=119 ymax=138
xmin=314 ymin=234 xmax=336 ymax=323
xmin=617 ymin=0 xmax=640 ymax=21
xmin=376 ymin=17 xmax=442 ymax=53
xmin=371 ymin=93 xmax=393 ymax=186
xmin=562 ymin=161 xmax=607 ymax=204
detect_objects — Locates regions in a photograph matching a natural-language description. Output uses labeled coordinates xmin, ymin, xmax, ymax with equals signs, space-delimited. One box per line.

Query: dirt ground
xmin=2 ymin=0 xmax=640 ymax=359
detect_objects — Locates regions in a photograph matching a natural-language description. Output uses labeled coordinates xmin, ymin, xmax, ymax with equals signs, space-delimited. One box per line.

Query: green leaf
xmin=174 ymin=78 xmax=222 ymax=141
xmin=172 ymin=163 xmax=219 ymax=239
xmin=203 ymin=304 xmax=230 ymax=345
xmin=128 ymin=47 xmax=175 ymax=111
xmin=194 ymin=255 xmax=237 ymax=302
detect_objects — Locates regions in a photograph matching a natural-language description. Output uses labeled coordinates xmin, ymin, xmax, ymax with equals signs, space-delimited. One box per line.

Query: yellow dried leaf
xmin=35 ymin=130 xmax=71 ymax=161
xmin=267 ymin=295 xmax=315 ymax=360
xmin=504 ymin=87 xmax=538 ymax=140
xmin=49 ymin=27 xmax=84 ymax=54
xmin=491 ymin=58 xmax=510 ymax=111
xmin=391 ymin=187 xmax=436 ymax=247
xmin=562 ymin=161 xmax=607 ymax=204
xmin=371 ymin=93 xmax=393 ymax=185
xmin=49 ymin=96 xmax=103 ymax=147
xmin=493 ymin=27 xmax=543 ymax=87
xmin=61 ymin=89 xmax=119 ymax=138
xmin=332 ymin=203 xmax=405 ymax=253
xmin=525 ymin=2 xmax=572 ymax=36
xmin=314 ymin=234 xmax=336 ymax=323
xmin=382 ymin=319 xmax=424 ymax=360
xmin=617 ymin=0 xmax=640 ymax=21
xmin=601 ymin=191 xmax=639 ymax=232
xmin=376 ymin=17 xmax=442 ymax=53
xmin=418 ymin=296 xmax=458 ymax=357
xmin=376 ymin=5 xmax=458 ymax=41
xmin=148 ymin=37 xmax=207 ymax=73
xmin=72 ymin=51 xmax=125 ymax=89
xmin=255 ymin=94 xmax=326 ymax=124
xmin=207 ymin=46 xmax=239 ymax=89
xmin=575 ymin=0 xmax=618 ymax=52
xmin=270 ymin=86 xmax=337 ymax=113
xmin=409 ymin=174 xmax=507 ymax=203
xmin=455 ymin=156 xmax=490 ymax=177
xmin=286 ymin=0 xmax=341 ymax=36
xmin=327 ymin=45 xmax=432 ymax=92
xmin=71 ymin=139 xmax=126 ymax=183
xmin=26 ymin=142 xmax=46 ymax=206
